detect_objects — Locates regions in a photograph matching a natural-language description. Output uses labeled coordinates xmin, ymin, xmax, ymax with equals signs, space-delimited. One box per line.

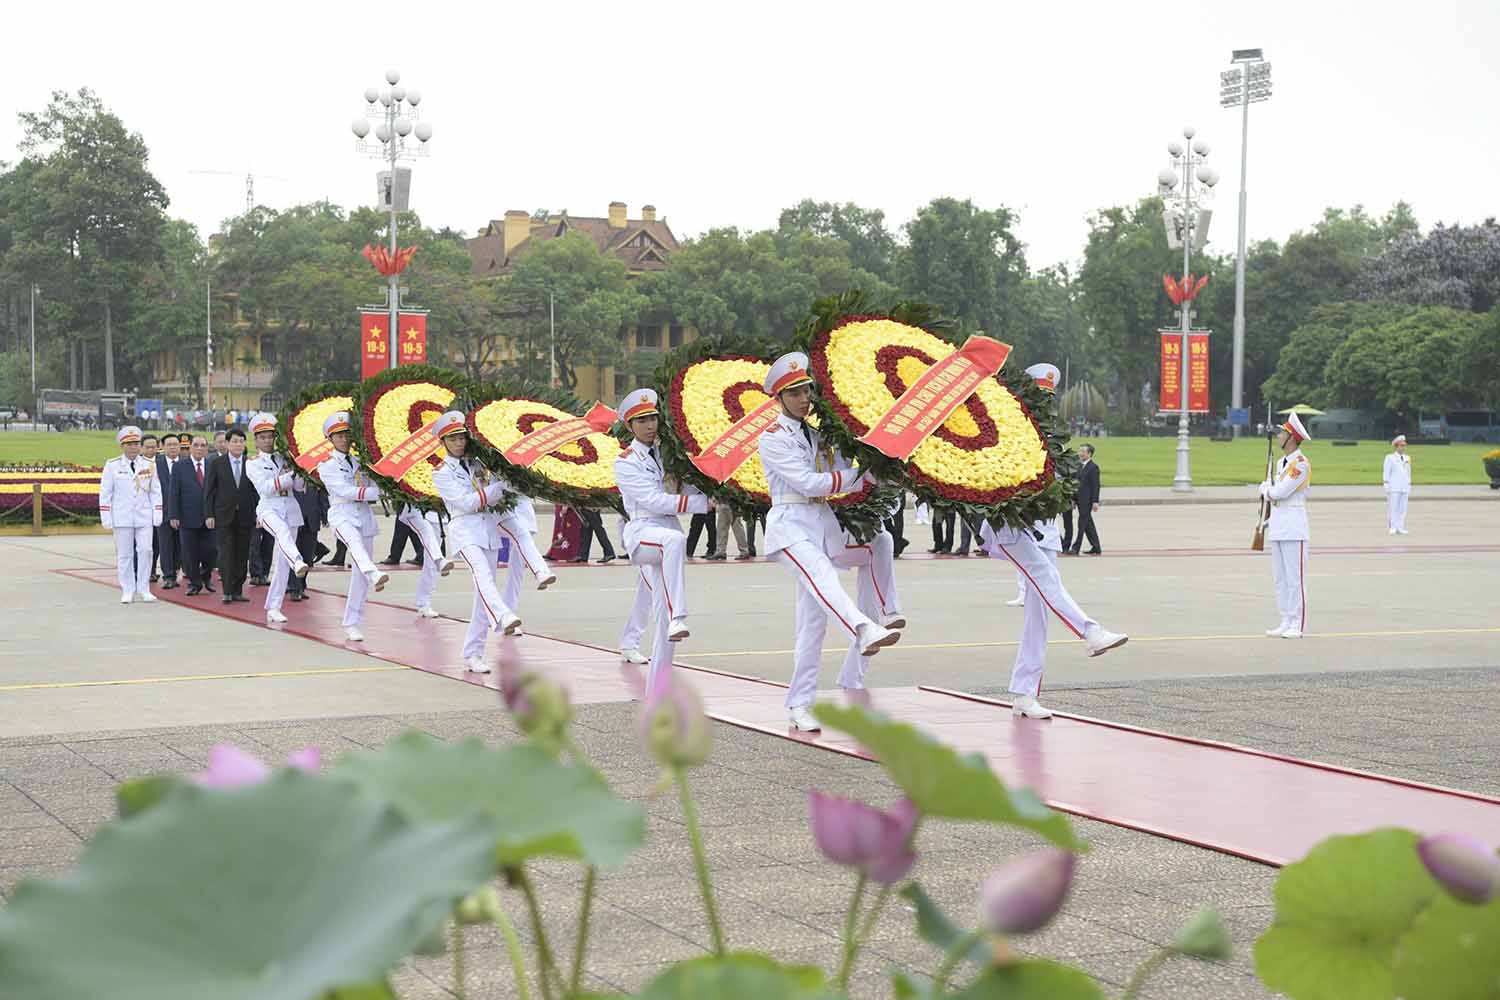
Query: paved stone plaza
xmin=2 ymin=487 xmax=1496 ymax=998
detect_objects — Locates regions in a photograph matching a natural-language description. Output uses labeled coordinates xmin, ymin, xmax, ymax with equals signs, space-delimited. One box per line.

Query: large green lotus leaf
xmin=900 ymin=884 xmax=989 ymax=965
xmin=1392 ymin=894 xmax=1500 ymax=1000
xmin=332 ymin=732 xmax=645 ymax=868
xmin=1255 ymin=828 xmax=1440 ymax=1000
xmin=949 ymin=961 xmax=1105 ymax=999
xmin=813 ymin=704 xmax=1083 ymax=850
xmin=636 ymin=953 xmax=844 ymax=999
xmin=0 ymin=772 xmax=496 ymax=1000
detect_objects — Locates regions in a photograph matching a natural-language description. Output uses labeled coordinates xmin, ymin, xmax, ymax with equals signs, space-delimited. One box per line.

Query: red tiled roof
xmin=467 ymin=212 xmax=679 ymax=277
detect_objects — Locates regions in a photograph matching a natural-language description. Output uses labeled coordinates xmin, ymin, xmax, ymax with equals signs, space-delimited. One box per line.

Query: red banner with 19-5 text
xmin=360 ymin=311 xmax=429 ymax=378
xmin=1158 ymin=330 xmax=1210 ymax=414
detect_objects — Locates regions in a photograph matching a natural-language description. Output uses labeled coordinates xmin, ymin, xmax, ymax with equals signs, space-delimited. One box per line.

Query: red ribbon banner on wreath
xmin=857 ymin=336 xmax=1013 ymax=461
xmin=1158 ymin=331 xmax=1211 ymax=413
xmin=370 ymin=424 xmax=444 ymax=479
xmin=690 ymin=397 xmax=783 ymax=483
xmin=295 ymin=439 xmax=336 ymax=472
xmin=503 ymin=402 xmax=620 ymax=468
xmin=360 ymin=312 xmax=389 ymax=379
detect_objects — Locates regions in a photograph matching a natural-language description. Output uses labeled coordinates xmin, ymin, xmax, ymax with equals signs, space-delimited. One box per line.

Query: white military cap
xmin=1282 ymin=412 xmax=1311 ymax=443
xmin=429 ymin=410 xmax=469 ymax=440
xmin=618 ymin=388 xmax=659 ymax=422
xmin=765 ymin=352 xmax=815 ymax=396
xmin=116 ymin=425 xmax=143 ymax=445
xmin=322 ymin=411 xmax=352 ymax=438
xmin=248 ymin=412 xmax=277 ymax=436
xmin=1392 ymin=434 xmax=1407 ymax=445
xmin=1024 ymin=363 xmax=1061 ymax=392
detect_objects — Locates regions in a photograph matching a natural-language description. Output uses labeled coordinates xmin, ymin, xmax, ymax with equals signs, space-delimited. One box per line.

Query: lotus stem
xmin=570 ymin=867 xmax=597 ymax=996
xmin=676 ymin=768 xmax=726 ymax=955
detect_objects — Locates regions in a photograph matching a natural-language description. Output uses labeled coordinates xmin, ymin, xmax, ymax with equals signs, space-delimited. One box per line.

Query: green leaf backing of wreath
xmin=276 ymin=380 xmax=358 ymax=489
xmin=350 ymin=364 xmax=479 ymax=515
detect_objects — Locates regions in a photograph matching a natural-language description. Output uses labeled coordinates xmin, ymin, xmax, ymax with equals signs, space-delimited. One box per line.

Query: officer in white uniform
xmin=244 ymin=413 xmax=310 ymax=624
xmin=1004 ymin=365 xmax=1067 ymax=609
xmin=429 ymin=411 xmax=531 ymax=672
xmin=404 ymin=506 xmax=454 ymax=618
xmin=618 ymin=563 xmax=654 ymax=665
xmin=613 ymin=388 xmax=711 ymax=692
xmin=758 ymin=352 xmax=903 ymax=732
xmin=99 ymin=425 xmax=162 ymax=604
xmin=315 ymin=412 xmax=390 ymax=641
xmin=1383 ymin=434 xmax=1412 ymax=535
xmin=1260 ymin=412 xmax=1312 ymax=638
xmin=498 ymin=488 xmax=551 ymax=620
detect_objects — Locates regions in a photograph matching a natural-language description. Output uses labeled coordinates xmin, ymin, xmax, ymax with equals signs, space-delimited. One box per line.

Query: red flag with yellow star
xmin=397 ymin=313 xmax=428 ymax=367
xmin=360 ymin=312 xmax=389 ymax=378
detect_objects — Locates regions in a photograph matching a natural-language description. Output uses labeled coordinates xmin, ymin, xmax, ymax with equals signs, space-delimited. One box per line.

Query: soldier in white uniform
xmin=498 ymin=488 xmax=554 ymax=622
xmin=1261 ymin=412 xmax=1312 ymax=639
xmin=1004 ymin=364 xmax=1066 ymax=609
xmin=404 ymin=507 xmax=454 ymax=618
xmin=982 ymin=363 xmax=1126 ymax=719
xmin=618 ymin=572 xmax=654 ymax=665
xmin=612 ymin=388 xmax=712 ymax=692
xmin=429 ymin=411 xmax=526 ymax=672
xmin=1383 ymin=434 xmax=1412 ymax=535
xmin=315 ymin=412 xmax=390 ymax=641
xmin=758 ymin=352 xmax=903 ymax=732
xmin=98 ymin=425 xmax=162 ymax=604
xmin=244 ymin=413 xmax=310 ymax=625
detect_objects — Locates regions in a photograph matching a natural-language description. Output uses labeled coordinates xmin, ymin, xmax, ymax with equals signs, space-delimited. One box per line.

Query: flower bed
xmin=351 ymin=364 xmax=466 ymax=510
xmin=277 ymin=381 xmax=356 ymax=485
xmin=0 ymin=468 xmax=103 ymax=524
xmin=467 ymin=387 xmax=623 ymax=512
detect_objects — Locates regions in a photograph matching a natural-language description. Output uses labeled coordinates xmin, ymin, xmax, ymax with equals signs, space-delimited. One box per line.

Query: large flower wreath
xmin=653 ymin=337 xmax=901 ymax=542
xmin=276 ymin=381 xmax=356 ymax=486
xmin=796 ymin=292 xmax=1078 ymax=530
xmin=351 ymin=364 xmax=478 ymax=512
xmin=467 ymin=386 xmax=624 ymax=513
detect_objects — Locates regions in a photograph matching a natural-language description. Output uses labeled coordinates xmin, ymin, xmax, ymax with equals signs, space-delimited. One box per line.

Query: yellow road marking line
xmin=687 ymin=625 xmax=1500 ymax=658
xmin=0 ymin=665 xmax=406 ymax=692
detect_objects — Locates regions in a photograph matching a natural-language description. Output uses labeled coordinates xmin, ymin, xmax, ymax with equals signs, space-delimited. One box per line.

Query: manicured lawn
xmin=1073 ymin=436 xmax=1494 ymax=486
xmin=0 ymin=431 xmax=135 ymax=467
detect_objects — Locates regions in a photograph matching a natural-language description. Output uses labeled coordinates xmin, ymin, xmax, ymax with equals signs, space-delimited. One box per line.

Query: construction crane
xmin=187 ymin=170 xmax=289 ymax=216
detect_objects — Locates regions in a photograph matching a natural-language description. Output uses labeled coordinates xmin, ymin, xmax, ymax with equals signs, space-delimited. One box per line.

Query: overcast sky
xmin=5 ymin=0 xmax=1497 ymax=270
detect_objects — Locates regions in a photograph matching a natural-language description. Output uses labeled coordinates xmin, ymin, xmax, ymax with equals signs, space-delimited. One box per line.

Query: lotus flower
xmin=193 ymin=743 xmax=321 ymax=788
xmin=1418 ymin=832 xmax=1500 ymax=904
xmin=497 ymin=636 xmax=572 ymax=742
xmin=640 ymin=671 xmax=712 ymax=769
xmin=808 ymin=792 xmax=919 ymax=885
xmin=979 ymin=848 xmax=1076 ymax=934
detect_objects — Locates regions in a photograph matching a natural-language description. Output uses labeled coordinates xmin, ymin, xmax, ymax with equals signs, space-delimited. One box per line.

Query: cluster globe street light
xmin=350 ymin=69 xmax=433 ymax=370
xmin=1157 ymin=126 xmax=1219 ymax=492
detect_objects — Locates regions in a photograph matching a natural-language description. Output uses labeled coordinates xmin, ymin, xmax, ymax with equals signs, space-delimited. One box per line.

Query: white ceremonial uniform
xmin=99 ymin=455 xmax=163 ymax=599
xmin=1010 ymin=516 xmax=1061 ymax=603
xmin=760 ymin=413 xmax=889 ymax=709
xmin=432 ymin=454 xmax=518 ymax=662
xmin=615 ymin=438 xmax=709 ymax=691
xmin=1262 ymin=448 xmax=1311 ymax=634
xmin=317 ymin=449 xmax=382 ymax=628
xmin=246 ymin=451 xmax=305 ymax=613
xmin=1383 ymin=451 xmax=1411 ymax=533
xmin=619 ymin=561 xmax=654 ymax=652
xmin=498 ymin=491 xmax=550 ymax=613
xmin=984 ymin=517 xmax=1074 ymax=697
xmin=398 ymin=507 xmax=447 ymax=609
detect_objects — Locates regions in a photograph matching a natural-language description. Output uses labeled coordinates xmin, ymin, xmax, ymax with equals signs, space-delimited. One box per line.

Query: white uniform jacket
xmin=1261 ymin=448 xmax=1311 ymax=541
xmin=246 ymin=452 xmax=305 ymax=528
xmin=317 ymin=450 xmax=379 ymax=536
xmin=614 ymin=439 xmax=709 ymax=553
xmin=1033 ymin=515 xmax=1063 ymax=553
xmin=99 ymin=455 xmax=163 ymax=530
xmin=1383 ymin=452 xmax=1412 ymax=493
xmin=431 ymin=454 xmax=509 ymax=552
xmin=758 ymin=413 xmax=866 ymax=556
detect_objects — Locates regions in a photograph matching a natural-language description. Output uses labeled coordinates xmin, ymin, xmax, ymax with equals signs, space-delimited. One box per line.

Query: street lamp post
xmin=1221 ymin=50 xmax=1272 ymax=437
xmin=351 ymin=69 xmax=433 ymax=370
xmin=29 ymin=284 xmax=37 ymax=406
xmin=548 ymin=291 xmax=557 ymax=389
xmin=1157 ymin=127 xmax=1219 ymax=492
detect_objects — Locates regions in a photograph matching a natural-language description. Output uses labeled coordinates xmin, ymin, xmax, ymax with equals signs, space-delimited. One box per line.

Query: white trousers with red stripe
xmin=774 ymin=538 xmax=878 ymax=710
xmin=499 ymin=523 xmax=550 ymax=614
xmin=628 ymin=525 xmax=690 ymax=693
xmin=114 ymin=525 xmax=153 ymax=596
xmin=1011 ymin=549 xmax=1060 ymax=697
xmin=832 ymin=531 xmax=904 ymax=694
xmin=981 ymin=526 xmax=1097 ymax=695
xmin=1269 ymin=539 xmax=1308 ymax=632
xmin=331 ymin=524 xmax=379 ymax=628
xmin=398 ymin=509 xmax=444 ymax=609
xmin=458 ymin=543 xmax=516 ymax=661
xmin=260 ymin=508 xmax=302 ymax=612
xmin=619 ymin=571 xmax=653 ymax=652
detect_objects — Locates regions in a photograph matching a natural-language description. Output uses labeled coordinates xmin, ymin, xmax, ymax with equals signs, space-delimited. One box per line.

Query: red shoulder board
xmin=764 ymin=424 xmax=782 ymax=434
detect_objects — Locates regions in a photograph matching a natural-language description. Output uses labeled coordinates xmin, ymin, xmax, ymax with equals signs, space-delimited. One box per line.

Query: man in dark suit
xmin=169 ymin=434 xmax=218 ymax=595
xmin=154 ymin=433 xmax=183 ymax=588
xmin=1067 ymin=444 xmax=1103 ymax=555
xmin=204 ymin=427 xmax=257 ymax=603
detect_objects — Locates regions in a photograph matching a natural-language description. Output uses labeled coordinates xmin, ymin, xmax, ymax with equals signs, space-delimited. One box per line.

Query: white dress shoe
xmin=536 ymin=573 xmax=557 ymax=591
xmin=1084 ymin=625 xmax=1128 ymax=657
xmin=466 ymin=656 xmax=491 ymax=674
xmin=1280 ymin=629 xmax=1303 ymax=639
xmin=500 ymin=613 xmax=523 ymax=636
xmin=345 ymin=627 xmax=365 ymax=642
xmin=1011 ymin=693 xmax=1053 ymax=720
xmin=1388 ymin=528 xmax=1398 ymax=535
xmin=416 ymin=606 xmax=441 ymax=619
xmin=140 ymin=592 xmax=158 ymax=603
xmin=856 ymin=622 xmax=901 ymax=656
xmin=366 ymin=570 xmax=390 ymax=592
xmin=668 ymin=618 xmax=690 ymax=641
xmin=1265 ymin=624 xmax=1288 ymax=637
xmin=789 ymin=706 xmax=822 ymax=732
xmin=438 ymin=557 xmax=455 ymax=577
xmin=121 ymin=592 xmax=135 ymax=604
xmin=1004 ymin=597 xmax=1025 ymax=607
xmin=881 ymin=613 xmax=908 ymax=630
xmin=294 ymin=560 xmax=310 ymax=578
xmin=1397 ymin=529 xmax=1409 ymax=535
xmin=267 ymin=609 xmax=289 ymax=624
xmin=620 ymin=647 xmax=648 ymax=665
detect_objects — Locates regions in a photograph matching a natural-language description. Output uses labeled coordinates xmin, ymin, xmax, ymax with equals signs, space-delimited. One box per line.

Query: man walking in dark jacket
xmin=1067 ymin=445 xmax=1103 ymax=555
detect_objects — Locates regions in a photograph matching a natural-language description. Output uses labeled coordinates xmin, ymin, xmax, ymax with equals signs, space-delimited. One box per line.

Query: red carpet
xmin=60 ymin=567 xmax=1500 ymax=866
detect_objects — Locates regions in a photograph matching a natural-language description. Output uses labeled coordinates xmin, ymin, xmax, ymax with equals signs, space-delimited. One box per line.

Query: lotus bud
xmin=808 ymin=792 xmax=919 ymax=885
xmin=455 ymin=885 xmax=503 ymax=925
xmin=193 ymin=743 xmax=322 ymax=788
xmin=1418 ymin=832 xmax=1500 ymax=904
xmin=1171 ymin=907 xmax=1232 ymax=959
xmin=980 ymin=849 xmax=1076 ymax=935
xmin=640 ymin=674 xmax=712 ymax=769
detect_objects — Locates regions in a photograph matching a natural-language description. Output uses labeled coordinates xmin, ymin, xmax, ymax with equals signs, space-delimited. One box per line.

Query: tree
xmin=898 ymin=198 xmax=1025 ymax=337
xmin=125 ymin=219 xmax=208 ymax=399
xmin=1359 ymin=219 xmax=1500 ymax=313
xmin=12 ymin=89 xmax=168 ymax=391
xmin=777 ymin=200 xmax=899 ymax=282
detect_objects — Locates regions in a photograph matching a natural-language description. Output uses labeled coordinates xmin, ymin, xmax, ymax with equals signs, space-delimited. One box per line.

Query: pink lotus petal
xmin=981 ymin=849 xmax=1076 ymax=934
xmin=809 ymin=792 xmax=921 ymax=884
xmin=1418 ymin=832 xmax=1500 ymax=904
xmin=194 ymin=743 xmax=272 ymax=788
xmin=286 ymin=747 xmax=322 ymax=772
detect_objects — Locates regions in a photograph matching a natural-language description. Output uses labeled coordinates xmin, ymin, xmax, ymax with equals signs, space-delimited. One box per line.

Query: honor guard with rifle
xmin=1259 ymin=412 xmax=1312 ymax=638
